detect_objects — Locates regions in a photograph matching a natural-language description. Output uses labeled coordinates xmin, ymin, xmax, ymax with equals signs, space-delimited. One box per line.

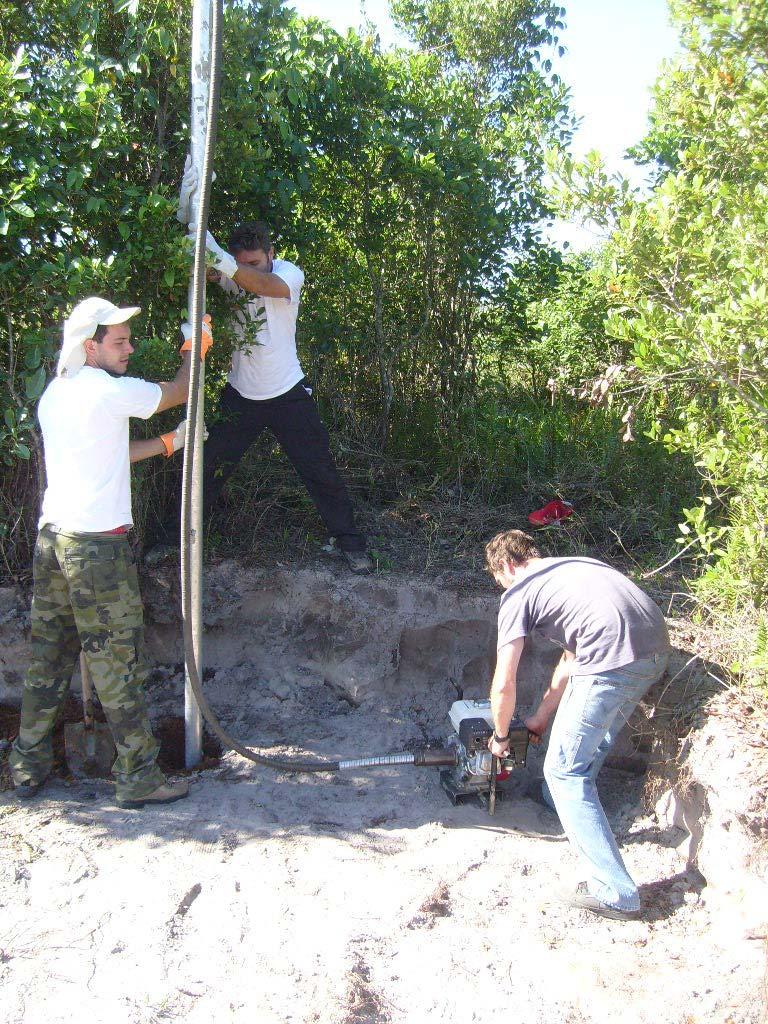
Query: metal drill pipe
xmin=182 ymin=0 xmax=212 ymax=769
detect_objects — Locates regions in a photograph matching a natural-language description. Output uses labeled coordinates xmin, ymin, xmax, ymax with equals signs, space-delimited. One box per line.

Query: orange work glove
xmin=160 ymin=419 xmax=209 ymax=458
xmin=179 ymin=314 xmax=213 ymax=357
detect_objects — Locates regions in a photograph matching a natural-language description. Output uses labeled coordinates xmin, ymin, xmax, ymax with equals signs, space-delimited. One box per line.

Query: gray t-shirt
xmin=497 ymin=557 xmax=669 ymax=675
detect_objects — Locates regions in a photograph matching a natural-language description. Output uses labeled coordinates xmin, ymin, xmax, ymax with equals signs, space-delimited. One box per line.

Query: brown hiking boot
xmin=116 ymin=780 xmax=189 ymax=809
xmin=14 ymin=779 xmax=43 ymax=801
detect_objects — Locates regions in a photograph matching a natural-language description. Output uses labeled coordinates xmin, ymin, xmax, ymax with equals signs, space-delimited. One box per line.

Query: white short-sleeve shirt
xmin=38 ymin=367 xmax=162 ymax=532
xmin=219 ymin=258 xmax=306 ymax=400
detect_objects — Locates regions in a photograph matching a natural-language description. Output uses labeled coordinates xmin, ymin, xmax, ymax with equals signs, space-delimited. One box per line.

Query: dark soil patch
xmin=342 ymin=953 xmax=390 ymax=1024
xmin=407 ymin=881 xmax=453 ymax=929
xmin=154 ymin=715 xmax=223 ymax=773
xmin=0 ymin=702 xmax=21 ymax=744
xmin=637 ymin=868 xmax=707 ymax=922
xmin=418 ymin=881 xmax=452 ymax=917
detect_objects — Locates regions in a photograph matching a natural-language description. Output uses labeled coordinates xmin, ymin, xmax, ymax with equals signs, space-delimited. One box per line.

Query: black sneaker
xmin=556 ymin=881 xmax=640 ymax=921
xmin=342 ymin=550 xmax=374 ymax=574
xmin=14 ymin=779 xmax=43 ymax=801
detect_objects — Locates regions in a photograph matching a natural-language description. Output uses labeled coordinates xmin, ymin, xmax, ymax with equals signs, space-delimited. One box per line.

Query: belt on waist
xmin=43 ymin=524 xmax=130 ymax=536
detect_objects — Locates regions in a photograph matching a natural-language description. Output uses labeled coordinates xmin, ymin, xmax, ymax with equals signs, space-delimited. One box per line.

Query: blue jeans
xmin=542 ymin=654 xmax=668 ymax=911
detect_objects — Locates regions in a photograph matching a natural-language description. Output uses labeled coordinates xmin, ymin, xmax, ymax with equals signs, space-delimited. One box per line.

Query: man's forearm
xmin=490 ymin=676 xmax=518 ymax=739
xmin=528 ymin=654 xmax=573 ymax=735
xmin=489 ymin=638 xmax=524 ymax=737
xmin=487 ymin=638 xmax=524 ymax=756
xmin=231 ymin=263 xmax=290 ymax=299
xmin=155 ymin=352 xmax=192 ymax=413
xmin=129 ymin=438 xmax=166 ymax=464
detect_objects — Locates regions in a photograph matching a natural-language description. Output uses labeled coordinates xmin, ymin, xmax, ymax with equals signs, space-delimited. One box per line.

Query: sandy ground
xmin=2 ymin=655 xmax=766 ymax=1024
xmin=1 ymin=562 xmax=767 ymax=1023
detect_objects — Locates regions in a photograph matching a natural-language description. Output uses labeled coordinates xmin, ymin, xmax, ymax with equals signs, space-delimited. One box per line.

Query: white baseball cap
xmin=57 ymin=297 xmax=141 ymax=377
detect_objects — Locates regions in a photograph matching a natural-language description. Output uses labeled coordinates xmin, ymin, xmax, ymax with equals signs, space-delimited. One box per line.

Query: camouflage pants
xmin=9 ymin=526 xmax=165 ymax=800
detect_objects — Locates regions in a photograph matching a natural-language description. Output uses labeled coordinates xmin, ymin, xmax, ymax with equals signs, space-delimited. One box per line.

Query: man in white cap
xmin=9 ymin=298 xmax=213 ymax=808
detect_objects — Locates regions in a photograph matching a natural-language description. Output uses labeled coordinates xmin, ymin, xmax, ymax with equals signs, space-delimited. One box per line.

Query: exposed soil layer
xmin=0 ymin=564 xmax=766 ymax=1024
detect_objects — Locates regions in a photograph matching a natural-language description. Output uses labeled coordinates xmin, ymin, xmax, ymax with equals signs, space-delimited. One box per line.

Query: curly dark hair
xmin=228 ymin=221 xmax=272 ymax=256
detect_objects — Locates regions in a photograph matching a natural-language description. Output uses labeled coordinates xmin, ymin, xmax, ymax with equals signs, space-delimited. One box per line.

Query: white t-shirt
xmin=219 ymin=258 xmax=305 ymax=400
xmin=38 ymin=367 xmax=162 ymax=532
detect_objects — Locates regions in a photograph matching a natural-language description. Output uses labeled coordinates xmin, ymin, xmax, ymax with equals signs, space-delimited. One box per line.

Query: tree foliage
xmin=521 ymin=249 xmax=625 ymax=395
xmin=0 ymin=0 xmax=568 ymax=569
xmin=549 ymin=0 xmax=768 ymax=672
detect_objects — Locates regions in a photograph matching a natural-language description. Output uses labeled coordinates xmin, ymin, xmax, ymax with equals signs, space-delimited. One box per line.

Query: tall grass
xmin=385 ymin=392 xmax=697 ymax=551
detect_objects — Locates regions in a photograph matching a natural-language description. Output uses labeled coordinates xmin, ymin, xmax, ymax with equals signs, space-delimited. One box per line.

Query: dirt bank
xmin=0 ymin=560 xmax=766 ymax=1023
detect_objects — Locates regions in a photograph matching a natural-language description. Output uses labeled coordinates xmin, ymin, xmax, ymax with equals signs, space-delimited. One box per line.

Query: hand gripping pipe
xmin=179 ymin=0 xmax=457 ymax=777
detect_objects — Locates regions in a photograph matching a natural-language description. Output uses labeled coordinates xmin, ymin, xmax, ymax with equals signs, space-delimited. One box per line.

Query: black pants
xmin=168 ymin=381 xmax=365 ymax=552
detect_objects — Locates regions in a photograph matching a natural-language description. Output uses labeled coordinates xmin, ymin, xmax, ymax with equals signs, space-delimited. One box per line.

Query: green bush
xmin=548 ymin=0 xmax=768 ymax=686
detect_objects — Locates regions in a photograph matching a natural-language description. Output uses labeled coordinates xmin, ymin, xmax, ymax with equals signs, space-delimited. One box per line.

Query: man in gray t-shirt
xmin=484 ymin=529 xmax=669 ymax=921
xmin=497 ymin=556 xmax=668 ymax=676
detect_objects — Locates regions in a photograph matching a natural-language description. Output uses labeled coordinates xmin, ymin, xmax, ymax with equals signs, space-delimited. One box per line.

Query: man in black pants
xmin=155 ymin=220 xmax=370 ymax=571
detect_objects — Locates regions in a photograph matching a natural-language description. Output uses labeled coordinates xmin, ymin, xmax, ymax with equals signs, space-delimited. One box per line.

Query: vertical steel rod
xmin=184 ymin=0 xmax=212 ymax=769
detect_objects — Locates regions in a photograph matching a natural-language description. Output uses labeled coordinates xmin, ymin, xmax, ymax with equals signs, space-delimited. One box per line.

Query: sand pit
xmin=0 ymin=561 xmax=766 ymax=1024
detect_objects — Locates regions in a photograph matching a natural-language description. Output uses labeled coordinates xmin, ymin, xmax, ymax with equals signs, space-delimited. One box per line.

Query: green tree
xmin=301 ymin=1 xmax=571 ymax=446
xmin=488 ymin=248 xmax=624 ymax=398
xmin=0 ymin=0 xmax=571 ymax=574
xmin=550 ymin=0 xmax=768 ymax=677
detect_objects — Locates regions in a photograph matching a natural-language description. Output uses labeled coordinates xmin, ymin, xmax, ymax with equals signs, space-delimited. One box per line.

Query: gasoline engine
xmin=336 ymin=698 xmax=529 ymax=814
xmin=439 ymin=699 xmax=529 ymax=806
